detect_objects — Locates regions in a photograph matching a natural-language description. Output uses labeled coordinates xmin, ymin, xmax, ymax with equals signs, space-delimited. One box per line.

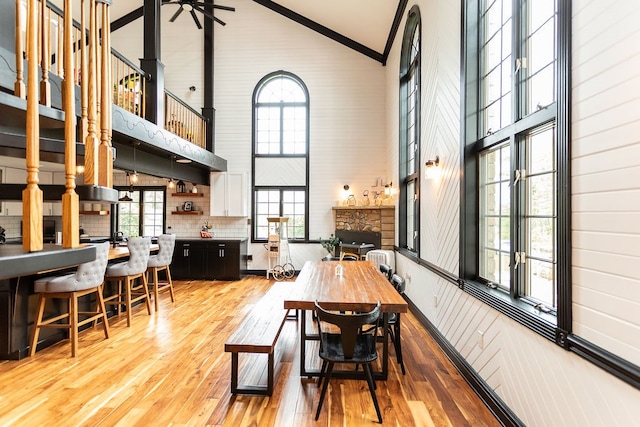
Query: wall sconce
xmin=425 ymin=156 xmax=440 ymax=179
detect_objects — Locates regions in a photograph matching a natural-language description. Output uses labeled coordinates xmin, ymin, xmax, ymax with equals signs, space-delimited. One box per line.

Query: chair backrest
xmin=365 ymin=249 xmax=395 ymax=271
xmin=75 ymin=241 xmax=110 ymax=289
xmin=314 ymin=301 xmax=381 ymax=359
xmin=126 ymin=237 xmax=152 ymax=275
xmin=322 ymin=255 xmax=358 ymax=261
xmin=390 ymin=274 xmax=406 ymax=294
xmin=153 ymin=234 xmax=176 ymax=266
xmin=379 ymin=263 xmax=393 ymax=281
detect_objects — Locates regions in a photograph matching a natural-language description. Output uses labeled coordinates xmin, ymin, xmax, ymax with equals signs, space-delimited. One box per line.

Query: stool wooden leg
xmin=29 ymin=294 xmax=47 ymax=356
xmin=152 ymin=267 xmax=159 ymax=312
xmin=125 ymin=277 xmax=133 ymax=327
xmin=141 ymin=272 xmax=152 ymax=315
xmin=97 ymin=285 xmax=110 ymax=339
xmin=70 ymin=294 xmax=79 ymax=357
xmin=166 ymin=266 xmax=175 ymax=303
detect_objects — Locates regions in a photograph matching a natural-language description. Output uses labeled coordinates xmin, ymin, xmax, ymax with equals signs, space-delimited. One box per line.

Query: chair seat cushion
xmin=106 ymin=261 xmax=142 ymax=277
xmin=34 ymin=273 xmax=84 ymax=293
xmin=147 ymin=254 xmax=168 ymax=268
xmin=319 ymin=333 xmax=378 ymax=363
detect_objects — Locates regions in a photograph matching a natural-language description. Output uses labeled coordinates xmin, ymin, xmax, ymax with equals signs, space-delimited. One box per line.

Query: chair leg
xmin=166 ymin=266 xmax=175 ymax=303
xmin=317 ymin=360 xmax=327 ymax=388
xmin=394 ymin=316 xmax=406 ymax=375
xmin=97 ymin=285 xmax=110 ymax=339
xmin=315 ymin=362 xmax=334 ymax=420
xmin=141 ymin=272 xmax=152 ymax=315
xmin=29 ymin=294 xmax=47 ymax=356
xmin=125 ymin=277 xmax=133 ymax=327
xmin=70 ymin=294 xmax=79 ymax=357
xmin=152 ymin=267 xmax=160 ymax=312
xmin=363 ymin=363 xmax=382 ymax=423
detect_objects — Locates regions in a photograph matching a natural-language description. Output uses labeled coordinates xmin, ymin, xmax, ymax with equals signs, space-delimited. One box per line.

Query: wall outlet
xmin=477 ymin=330 xmax=485 ymax=350
xmin=433 ymin=294 xmax=438 ymax=307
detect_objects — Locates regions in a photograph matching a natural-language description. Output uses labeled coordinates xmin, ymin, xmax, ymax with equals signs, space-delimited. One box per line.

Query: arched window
xmin=252 ymin=71 xmax=309 ymax=241
xmin=399 ymin=7 xmax=421 ymax=253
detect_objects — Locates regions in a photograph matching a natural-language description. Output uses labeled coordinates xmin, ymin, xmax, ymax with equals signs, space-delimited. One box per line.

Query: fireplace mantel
xmin=333 ymin=205 xmax=395 ymax=250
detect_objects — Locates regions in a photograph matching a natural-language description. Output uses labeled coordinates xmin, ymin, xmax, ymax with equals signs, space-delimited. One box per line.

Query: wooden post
xmin=14 ymin=0 xmax=25 ymax=98
xmin=23 ymin=0 xmax=43 ymax=252
xmin=39 ymin=0 xmax=51 ymax=106
xmin=80 ymin=0 xmax=89 ymax=143
xmin=62 ymin=0 xmax=80 ymax=248
xmin=99 ymin=0 xmax=112 ymax=188
xmin=84 ymin=0 xmax=99 ymax=185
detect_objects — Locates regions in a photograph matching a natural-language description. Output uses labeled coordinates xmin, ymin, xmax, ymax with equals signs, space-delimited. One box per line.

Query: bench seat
xmin=224 ymin=282 xmax=293 ymax=395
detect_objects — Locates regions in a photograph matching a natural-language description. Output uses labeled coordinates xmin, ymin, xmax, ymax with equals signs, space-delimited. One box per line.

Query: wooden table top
xmin=284 ymin=260 xmax=408 ymax=313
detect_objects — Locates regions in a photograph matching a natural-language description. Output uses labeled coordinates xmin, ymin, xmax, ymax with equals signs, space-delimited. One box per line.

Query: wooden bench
xmin=224 ymin=282 xmax=294 ymax=396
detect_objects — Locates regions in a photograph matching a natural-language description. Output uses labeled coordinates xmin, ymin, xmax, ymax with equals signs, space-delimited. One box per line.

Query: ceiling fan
xmin=162 ymin=0 xmax=235 ymax=29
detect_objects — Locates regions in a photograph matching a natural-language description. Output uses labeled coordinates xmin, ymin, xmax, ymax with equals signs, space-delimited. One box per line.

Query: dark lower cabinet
xmin=171 ymin=239 xmax=247 ymax=280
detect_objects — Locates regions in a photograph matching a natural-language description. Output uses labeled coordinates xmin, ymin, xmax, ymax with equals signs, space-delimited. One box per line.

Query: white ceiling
xmin=50 ymin=0 xmax=400 ymax=57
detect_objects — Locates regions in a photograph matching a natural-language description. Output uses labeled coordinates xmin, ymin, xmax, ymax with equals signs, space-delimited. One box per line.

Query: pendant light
xmin=130 ymin=142 xmax=139 ymax=184
xmin=167 ymin=155 xmax=176 ymax=189
xmin=119 ymin=173 xmax=133 ymax=202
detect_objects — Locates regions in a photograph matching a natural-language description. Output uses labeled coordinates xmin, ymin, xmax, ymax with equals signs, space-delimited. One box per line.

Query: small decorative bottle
xmin=335 ymin=263 xmax=344 ymax=277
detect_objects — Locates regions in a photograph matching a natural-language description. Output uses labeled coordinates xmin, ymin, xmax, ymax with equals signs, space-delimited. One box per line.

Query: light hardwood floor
xmin=0 ymin=276 xmax=501 ymax=426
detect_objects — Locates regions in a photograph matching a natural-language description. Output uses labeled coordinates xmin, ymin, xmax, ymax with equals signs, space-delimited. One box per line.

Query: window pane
xmin=282 ymin=106 xmax=306 ymax=154
xmin=406 ymin=180 xmax=415 ymax=251
xmin=255 ymin=190 xmax=281 ymax=240
xmin=524 ymin=1 xmax=557 ymax=114
xmin=479 ymin=143 xmax=511 ymax=289
xmin=523 ymin=127 xmax=557 ymax=307
xmin=282 ymin=190 xmax=305 ymax=239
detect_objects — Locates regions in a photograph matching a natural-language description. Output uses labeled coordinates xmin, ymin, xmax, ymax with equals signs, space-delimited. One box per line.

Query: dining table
xmin=284 ymin=260 xmax=408 ymax=380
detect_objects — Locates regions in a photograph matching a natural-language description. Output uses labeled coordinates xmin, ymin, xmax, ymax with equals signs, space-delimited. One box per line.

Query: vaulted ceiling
xmin=51 ymin=0 xmax=406 ymax=65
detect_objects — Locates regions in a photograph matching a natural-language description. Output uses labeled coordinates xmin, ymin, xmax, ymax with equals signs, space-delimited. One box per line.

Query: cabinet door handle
xmin=184 ymin=248 xmax=189 ymax=257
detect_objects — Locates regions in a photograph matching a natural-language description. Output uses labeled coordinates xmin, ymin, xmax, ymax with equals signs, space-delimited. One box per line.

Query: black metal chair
xmin=379 ymin=263 xmax=393 ymax=281
xmin=314 ymin=301 xmax=383 ymax=423
xmin=321 ymin=255 xmax=358 ymax=261
xmin=388 ymin=274 xmax=406 ymax=375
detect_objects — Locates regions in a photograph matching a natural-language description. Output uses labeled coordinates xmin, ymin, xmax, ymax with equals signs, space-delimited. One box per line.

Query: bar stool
xmin=104 ymin=237 xmax=152 ymax=327
xmin=146 ymin=234 xmax=176 ymax=311
xmin=29 ymin=242 xmax=111 ymax=357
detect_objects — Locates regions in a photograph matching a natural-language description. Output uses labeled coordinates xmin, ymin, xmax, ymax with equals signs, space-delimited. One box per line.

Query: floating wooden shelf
xmin=79 ymin=210 xmax=110 ymax=215
xmin=171 ymin=192 xmax=204 ymax=197
xmin=171 ymin=211 xmax=203 ymax=215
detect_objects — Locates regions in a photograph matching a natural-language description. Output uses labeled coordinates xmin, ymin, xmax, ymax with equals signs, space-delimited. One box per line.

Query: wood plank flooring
xmin=0 ymin=276 xmax=501 ymax=426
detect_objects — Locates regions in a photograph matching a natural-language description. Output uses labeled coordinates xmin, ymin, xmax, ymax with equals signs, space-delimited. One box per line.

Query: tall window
xmin=252 ymin=71 xmax=309 ymax=241
xmin=116 ymin=187 xmax=166 ymax=237
xmin=399 ymin=6 xmax=421 ymax=253
xmin=463 ymin=0 xmax=567 ymax=327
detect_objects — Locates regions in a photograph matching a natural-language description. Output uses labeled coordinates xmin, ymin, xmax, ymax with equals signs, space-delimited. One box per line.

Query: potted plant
xmin=319 ymin=234 xmax=340 ymax=257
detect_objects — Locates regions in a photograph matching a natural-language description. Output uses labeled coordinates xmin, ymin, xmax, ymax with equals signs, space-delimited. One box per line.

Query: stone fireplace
xmin=332 ymin=205 xmax=395 ymax=250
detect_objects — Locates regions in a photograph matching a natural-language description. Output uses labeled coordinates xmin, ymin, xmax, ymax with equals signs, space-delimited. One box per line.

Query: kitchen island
xmin=0 ymin=244 xmax=98 ymax=360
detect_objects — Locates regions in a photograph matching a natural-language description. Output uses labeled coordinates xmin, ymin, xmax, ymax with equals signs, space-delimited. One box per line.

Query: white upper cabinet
xmin=210 ymin=172 xmax=247 ymax=217
xmin=1 ymin=167 xmax=26 ymax=216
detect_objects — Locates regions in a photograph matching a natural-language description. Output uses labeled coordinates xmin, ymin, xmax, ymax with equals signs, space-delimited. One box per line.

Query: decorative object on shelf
xmin=191 ymin=183 xmax=198 ymax=193
xmin=362 ymin=190 xmax=370 ymax=206
xmin=319 ymin=234 xmax=340 ymax=256
xmin=202 ymin=220 xmax=212 ymax=231
xmin=347 ymin=194 xmax=356 ymax=206
xmin=183 ymin=201 xmax=193 ymax=212
xmin=177 ymin=180 xmax=186 ymax=193
xmin=200 ymin=230 xmax=212 ymax=238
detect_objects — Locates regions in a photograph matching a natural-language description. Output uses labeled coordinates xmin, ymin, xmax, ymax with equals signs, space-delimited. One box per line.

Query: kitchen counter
xmin=174 ymin=237 xmax=248 ymax=241
xmin=0 ymin=244 xmax=97 ymax=280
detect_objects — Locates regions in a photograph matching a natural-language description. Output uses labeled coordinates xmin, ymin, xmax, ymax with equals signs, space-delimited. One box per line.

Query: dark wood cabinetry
xmin=171 ymin=239 xmax=247 ymax=280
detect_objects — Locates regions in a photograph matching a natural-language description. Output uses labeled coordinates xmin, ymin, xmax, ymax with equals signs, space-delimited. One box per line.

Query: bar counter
xmin=0 ymin=243 xmax=157 ymax=360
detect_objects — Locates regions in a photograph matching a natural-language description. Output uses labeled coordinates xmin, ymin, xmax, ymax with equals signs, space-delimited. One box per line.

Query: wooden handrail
xmin=165 ymin=90 xmax=207 ymax=148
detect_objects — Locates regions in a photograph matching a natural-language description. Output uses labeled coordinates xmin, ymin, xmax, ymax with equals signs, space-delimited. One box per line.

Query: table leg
xmin=300 ymin=309 xmax=307 ymax=377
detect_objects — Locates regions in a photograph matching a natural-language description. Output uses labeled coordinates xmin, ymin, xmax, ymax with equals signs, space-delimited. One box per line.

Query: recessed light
xmin=176 ymin=158 xmax=192 ymax=164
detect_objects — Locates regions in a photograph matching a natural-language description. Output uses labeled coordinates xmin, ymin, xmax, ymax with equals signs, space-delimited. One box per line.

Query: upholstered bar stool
xmin=29 ymin=242 xmax=111 ymax=357
xmin=146 ymin=234 xmax=176 ymax=311
xmin=104 ymin=237 xmax=152 ymax=327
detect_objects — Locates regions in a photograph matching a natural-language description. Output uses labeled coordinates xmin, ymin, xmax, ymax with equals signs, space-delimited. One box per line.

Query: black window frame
xmin=399 ymin=6 xmax=421 ymax=255
xmin=251 ymin=71 xmax=310 ymax=243
xmin=460 ymin=0 xmax=572 ymax=344
xmin=113 ymin=186 xmax=167 ymax=238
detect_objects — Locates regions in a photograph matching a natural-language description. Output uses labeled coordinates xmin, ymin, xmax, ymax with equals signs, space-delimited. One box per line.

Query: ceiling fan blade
xmin=193 ymin=3 xmax=225 ymax=25
xmin=194 ymin=2 xmax=235 ymax=12
xmin=190 ymin=9 xmax=203 ymax=29
xmin=169 ymin=6 xmax=184 ymax=22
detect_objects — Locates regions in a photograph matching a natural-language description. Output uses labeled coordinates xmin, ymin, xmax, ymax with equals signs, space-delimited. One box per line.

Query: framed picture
xmin=183 ymin=201 xmax=193 ymax=211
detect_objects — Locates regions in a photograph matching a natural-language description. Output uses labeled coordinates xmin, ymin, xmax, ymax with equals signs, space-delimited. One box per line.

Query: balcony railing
xmin=14 ymin=0 xmax=203 ymax=147
xmin=165 ymin=90 xmax=207 ymax=148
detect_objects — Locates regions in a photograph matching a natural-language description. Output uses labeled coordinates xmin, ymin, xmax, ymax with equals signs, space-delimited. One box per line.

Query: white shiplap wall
xmin=112 ymin=0 xmax=389 ymax=270
xmin=571 ymin=0 xmax=640 ymax=367
xmin=387 ymin=0 xmax=640 ymax=426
